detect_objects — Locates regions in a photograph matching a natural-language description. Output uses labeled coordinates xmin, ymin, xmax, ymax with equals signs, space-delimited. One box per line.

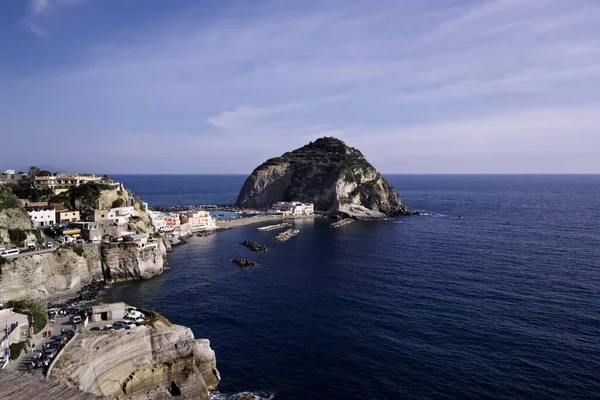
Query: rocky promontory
xmin=49 ymin=319 xmax=220 ymax=399
xmin=235 ymin=137 xmax=415 ymax=219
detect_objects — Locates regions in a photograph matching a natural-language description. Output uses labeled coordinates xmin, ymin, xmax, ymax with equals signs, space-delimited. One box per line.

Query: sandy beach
xmin=216 ymin=214 xmax=316 ymax=228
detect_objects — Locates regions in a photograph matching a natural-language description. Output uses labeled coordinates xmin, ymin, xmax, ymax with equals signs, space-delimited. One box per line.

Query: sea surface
xmin=106 ymin=174 xmax=600 ymax=400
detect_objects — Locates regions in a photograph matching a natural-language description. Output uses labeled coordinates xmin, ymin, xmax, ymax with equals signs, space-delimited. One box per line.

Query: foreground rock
xmin=49 ymin=319 xmax=220 ymax=399
xmin=235 ymin=137 xmax=415 ymax=219
xmin=232 ymin=258 xmax=255 ymax=268
xmin=241 ymin=240 xmax=267 ymax=253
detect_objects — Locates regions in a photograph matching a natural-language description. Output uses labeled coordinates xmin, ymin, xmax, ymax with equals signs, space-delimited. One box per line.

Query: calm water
xmin=106 ymin=175 xmax=600 ymax=399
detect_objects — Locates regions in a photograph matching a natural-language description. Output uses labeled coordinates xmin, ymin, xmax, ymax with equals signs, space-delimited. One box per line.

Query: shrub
xmin=0 ymin=187 xmax=22 ymax=210
xmin=73 ymin=245 xmax=85 ymax=257
xmin=8 ymin=229 xmax=27 ymax=245
xmin=7 ymin=300 xmax=47 ymax=334
xmin=111 ymin=198 xmax=125 ymax=208
xmin=0 ymin=256 xmax=6 ymax=266
xmin=9 ymin=342 xmax=25 ymax=360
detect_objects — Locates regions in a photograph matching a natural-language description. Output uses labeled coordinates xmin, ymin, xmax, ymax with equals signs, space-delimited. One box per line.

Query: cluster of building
xmin=149 ymin=210 xmax=217 ymax=244
xmin=268 ymin=201 xmax=315 ymax=216
xmin=24 ymin=200 xmax=217 ymax=247
xmin=0 ymin=169 xmax=25 ymax=185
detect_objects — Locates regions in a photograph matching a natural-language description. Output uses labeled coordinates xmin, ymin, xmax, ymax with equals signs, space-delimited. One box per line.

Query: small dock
xmin=275 ymin=229 xmax=300 ymax=242
xmin=257 ymin=222 xmax=292 ymax=232
xmin=330 ymin=219 xmax=355 ymax=228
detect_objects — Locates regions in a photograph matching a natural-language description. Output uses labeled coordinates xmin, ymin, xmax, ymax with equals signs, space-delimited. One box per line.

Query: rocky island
xmin=235 ymin=137 xmax=415 ymax=219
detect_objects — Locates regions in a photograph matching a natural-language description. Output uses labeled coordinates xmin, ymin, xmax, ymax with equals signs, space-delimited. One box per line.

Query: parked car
xmin=89 ymin=326 xmax=101 ymax=331
xmin=1 ymin=249 xmax=19 ymax=257
xmin=103 ymin=324 xmax=114 ymax=331
xmin=45 ymin=242 xmax=54 ymax=249
xmin=75 ymin=239 xmax=85 ymax=244
xmin=71 ymin=315 xmax=82 ymax=324
xmin=43 ymin=348 xmax=58 ymax=359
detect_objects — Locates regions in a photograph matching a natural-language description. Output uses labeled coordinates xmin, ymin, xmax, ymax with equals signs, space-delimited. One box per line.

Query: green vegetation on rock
xmin=0 ymin=187 xmax=24 ymax=211
xmin=111 ymin=197 xmax=125 ymax=208
xmin=7 ymin=300 xmax=47 ymax=334
xmin=8 ymin=229 xmax=27 ymax=245
xmin=9 ymin=342 xmax=26 ymax=360
xmin=73 ymin=245 xmax=85 ymax=257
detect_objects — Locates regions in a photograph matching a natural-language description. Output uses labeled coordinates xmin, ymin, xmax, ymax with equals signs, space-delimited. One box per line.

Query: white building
xmin=179 ymin=211 xmax=217 ymax=232
xmin=26 ymin=203 xmax=56 ymax=228
xmin=149 ymin=211 xmax=167 ymax=232
xmin=108 ymin=206 xmax=135 ymax=225
xmin=34 ymin=173 xmax=103 ymax=194
xmin=270 ymin=202 xmax=314 ymax=216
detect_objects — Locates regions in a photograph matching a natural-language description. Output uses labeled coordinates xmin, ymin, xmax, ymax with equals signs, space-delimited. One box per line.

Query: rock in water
xmin=235 ymin=137 xmax=415 ymax=219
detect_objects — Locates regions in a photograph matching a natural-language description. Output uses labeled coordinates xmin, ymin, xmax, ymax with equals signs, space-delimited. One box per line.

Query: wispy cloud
xmin=2 ymin=0 xmax=600 ymax=173
xmin=25 ymin=0 xmax=89 ymax=36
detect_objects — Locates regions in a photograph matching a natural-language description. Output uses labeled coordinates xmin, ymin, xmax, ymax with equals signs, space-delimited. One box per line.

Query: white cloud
xmin=3 ymin=0 xmax=600 ymax=172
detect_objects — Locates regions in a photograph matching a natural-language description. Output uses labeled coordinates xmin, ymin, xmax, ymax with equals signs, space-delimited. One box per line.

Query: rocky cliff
xmin=50 ymin=320 xmax=220 ymax=399
xmin=0 ymin=187 xmax=39 ymax=247
xmin=0 ymin=241 xmax=167 ymax=302
xmin=235 ymin=137 xmax=415 ymax=219
xmin=0 ymin=245 xmax=103 ymax=301
xmin=101 ymin=240 xmax=167 ymax=282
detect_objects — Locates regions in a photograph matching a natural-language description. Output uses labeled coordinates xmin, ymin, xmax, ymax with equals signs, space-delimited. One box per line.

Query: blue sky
xmin=1 ymin=0 xmax=599 ymax=174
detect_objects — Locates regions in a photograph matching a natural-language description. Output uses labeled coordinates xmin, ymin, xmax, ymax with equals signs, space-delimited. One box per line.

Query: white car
xmin=125 ymin=311 xmax=145 ymax=320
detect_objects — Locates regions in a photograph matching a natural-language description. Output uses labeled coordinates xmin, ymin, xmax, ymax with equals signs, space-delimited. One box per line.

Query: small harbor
xmin=274 ymin=229 xmax=300 ymax=242
xmin=257 ymin=222 xmax=292 ymax=231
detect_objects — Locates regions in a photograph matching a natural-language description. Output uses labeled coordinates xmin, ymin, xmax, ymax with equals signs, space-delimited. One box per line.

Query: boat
xmin=218 ymin=213 xmax=224 ymax=216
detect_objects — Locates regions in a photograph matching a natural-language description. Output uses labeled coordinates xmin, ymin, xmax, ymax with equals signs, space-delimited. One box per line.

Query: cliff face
xmin=235 ymin=137 xmax=415 ymax=218
xmin=101 ymin=240 xmax=167 ymax=282
xmin=0 ymin=240 xmax=167 ymax=302
xmin=0 ymin=245 xmax=103 ymax=301
xmin=0 ymin=187 xmax=39 ymax=247
xmin=50 ymin=321 xmax=220 ymax=399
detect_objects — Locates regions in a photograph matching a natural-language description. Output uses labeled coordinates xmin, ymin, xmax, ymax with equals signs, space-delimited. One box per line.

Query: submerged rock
xmin=232 ymin=258 xmax=255 ymax=268
xmin=241 ymin=240 xmax=267 ymax=253
xmin=235 ymin=137 xmax=415 ymax=219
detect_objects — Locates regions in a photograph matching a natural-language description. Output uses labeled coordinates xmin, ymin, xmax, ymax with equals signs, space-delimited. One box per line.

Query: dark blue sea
xmin=106 ymin=174 xmax=600 ymax=400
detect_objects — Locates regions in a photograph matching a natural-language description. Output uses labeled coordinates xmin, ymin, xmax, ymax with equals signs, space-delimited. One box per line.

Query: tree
xmin=28 ymin=166 xmax=40 ymax=178
xmin=37 ymin=170 xmax=52 ymax=177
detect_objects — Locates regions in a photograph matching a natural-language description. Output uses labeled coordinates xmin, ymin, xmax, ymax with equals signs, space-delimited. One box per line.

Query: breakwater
xmin=275 ymin=229 xmax=299 ymax=242
xmin=330 ymin=219 xmax=355 ymax=228
xmin=257 ymin=222 xmax=292 ymax=231
xmin=241 ymin=240 xmax=267 ymax=253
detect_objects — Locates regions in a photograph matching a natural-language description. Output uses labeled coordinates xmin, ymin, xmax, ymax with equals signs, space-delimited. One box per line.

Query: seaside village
xmin=0 ymin=168 xmax=316 ymax=385
xmin=0 ymin=168 xmax=314 ymax=257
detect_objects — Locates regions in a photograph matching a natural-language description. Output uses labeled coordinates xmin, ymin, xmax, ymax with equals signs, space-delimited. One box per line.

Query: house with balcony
xmin=179 ymin=211 xmax=217 ymax=232
xmin=34 ymin=173 xmax=103 ymax=194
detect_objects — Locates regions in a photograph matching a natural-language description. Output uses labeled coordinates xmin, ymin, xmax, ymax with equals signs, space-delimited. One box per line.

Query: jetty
xmin=241 ymin=240 xmax=267 ymax=253
xmin=257 ymin=222 xmax=292 ymax=231
xmin=232 ymin=258 xmax=255 ymax=268
xmin=330 ymin=219 xmax=355 ymax=228
xmin=274 ymin=229 xmax=300 ymax=242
